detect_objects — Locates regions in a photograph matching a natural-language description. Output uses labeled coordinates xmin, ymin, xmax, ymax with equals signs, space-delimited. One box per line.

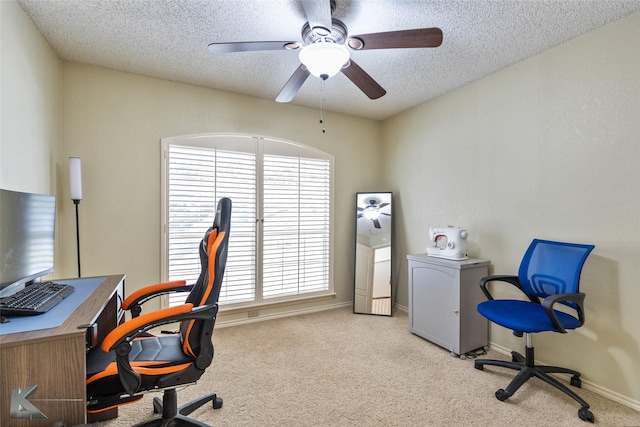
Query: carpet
xmin=101 ymin=307 xmax=640 ymax=426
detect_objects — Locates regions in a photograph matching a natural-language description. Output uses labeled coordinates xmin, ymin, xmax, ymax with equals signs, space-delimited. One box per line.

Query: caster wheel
xmin=213 ymin=396 xmax=223 ymax=409
xmin=571 ymin=375 xmax=582 ymax=388
xmin=578 ymin=407 xmax=594 ymax=423
xmin=495 ymin=389 xmax=510 ymax=401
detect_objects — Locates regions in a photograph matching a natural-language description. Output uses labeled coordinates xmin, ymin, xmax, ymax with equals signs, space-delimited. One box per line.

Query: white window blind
xmin=166 ymin=143 xmax=257 ymax=306
xmin=263 ymin=155 xmax=331 ymax=299
xmin=162 ymin=134 xmax=333 ymax=308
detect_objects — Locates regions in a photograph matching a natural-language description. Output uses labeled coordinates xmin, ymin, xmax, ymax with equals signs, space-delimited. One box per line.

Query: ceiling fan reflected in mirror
xmin=207 ymin=0 xmax=443 ymax=103
xmin=358 ymin=198 xmax=390 ymax=229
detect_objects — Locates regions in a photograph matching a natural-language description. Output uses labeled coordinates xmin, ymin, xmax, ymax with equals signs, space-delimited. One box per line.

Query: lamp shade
xmin=69 ymin=157 xmax=83 ymax=200
xmin=299 ymin=43 xmax=350 ymax=79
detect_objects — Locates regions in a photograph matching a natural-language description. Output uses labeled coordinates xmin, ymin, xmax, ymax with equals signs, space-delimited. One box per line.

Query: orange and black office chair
xmin=474 ymin=239 xmax=595 ymax=422
xmin=85 ymin=197 xmax=231 ymax=427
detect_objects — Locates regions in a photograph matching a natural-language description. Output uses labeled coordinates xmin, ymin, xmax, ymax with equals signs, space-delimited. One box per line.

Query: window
xmin=161 ymin=134 xmax=334 ymax=308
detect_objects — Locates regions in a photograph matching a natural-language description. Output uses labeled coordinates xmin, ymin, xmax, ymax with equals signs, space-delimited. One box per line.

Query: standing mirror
xmin=354 ymin=192 xmax=392 ymax=316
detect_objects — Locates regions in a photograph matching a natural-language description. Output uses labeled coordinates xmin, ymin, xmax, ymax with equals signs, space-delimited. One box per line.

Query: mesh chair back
xmin=518 ymin=239 xmax=594 ymax=307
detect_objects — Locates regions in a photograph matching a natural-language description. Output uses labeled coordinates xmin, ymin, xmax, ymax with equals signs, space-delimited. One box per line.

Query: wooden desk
xmin=0 ymin=275 xmax=125 ymax=427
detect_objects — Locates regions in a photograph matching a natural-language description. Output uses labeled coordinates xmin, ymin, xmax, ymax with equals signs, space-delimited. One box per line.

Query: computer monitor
xmin=0 ymin=188 xmax=56 ymax=297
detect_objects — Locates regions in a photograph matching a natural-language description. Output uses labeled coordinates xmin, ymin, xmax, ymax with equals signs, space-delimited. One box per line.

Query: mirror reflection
xmin=354 ymin=192 xmax=392 ymax=316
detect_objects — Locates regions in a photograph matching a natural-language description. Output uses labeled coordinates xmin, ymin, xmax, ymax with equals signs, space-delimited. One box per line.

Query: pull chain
xmin=319 ymin=77 xmax=326 ymax=133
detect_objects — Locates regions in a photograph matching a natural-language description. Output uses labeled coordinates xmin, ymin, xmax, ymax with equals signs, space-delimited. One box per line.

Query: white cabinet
xmin=407 ymin=254 xmax=490 ymax=357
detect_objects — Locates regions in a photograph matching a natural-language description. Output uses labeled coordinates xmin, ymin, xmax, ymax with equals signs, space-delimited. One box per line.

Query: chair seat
xmin=87 ymin=335 xmax=196 ymax=400
xmin=477 ymin=299 xmax=581 ymax=333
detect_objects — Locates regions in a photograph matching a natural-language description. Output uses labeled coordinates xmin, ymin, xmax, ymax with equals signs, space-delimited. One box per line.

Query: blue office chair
xmin=474 ymin=239 xmax=595 ymax=423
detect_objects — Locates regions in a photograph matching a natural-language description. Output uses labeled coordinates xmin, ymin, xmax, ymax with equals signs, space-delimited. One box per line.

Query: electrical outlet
xmin=248 ymin=310 xmax=259 ymax=318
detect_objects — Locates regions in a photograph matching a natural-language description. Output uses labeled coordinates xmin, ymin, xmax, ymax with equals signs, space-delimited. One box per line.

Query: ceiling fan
xmin=358 ymin=198 xmax=390 ymax=229
xmin=208 ymin=0 xmax=443 ymax=103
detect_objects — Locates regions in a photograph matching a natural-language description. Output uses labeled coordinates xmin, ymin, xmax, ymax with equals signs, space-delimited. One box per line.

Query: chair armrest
xmin=479 ymin=275 xmax=538 ymax=303
xmin=122 ymin=280 xmax=192 ymax=317
xmin=102 ymin=303 xmax=189 ymax=352
xmin=542 ymin=292 xmax=586 ymax=333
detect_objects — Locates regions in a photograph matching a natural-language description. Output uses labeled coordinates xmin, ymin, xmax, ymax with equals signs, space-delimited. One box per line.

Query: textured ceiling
xmin=16 ymin=0 xmax=640 ymax=120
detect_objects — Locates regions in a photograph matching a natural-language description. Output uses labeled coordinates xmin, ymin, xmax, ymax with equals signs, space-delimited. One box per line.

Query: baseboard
xmin=488 ymin=342 xmax=640 ymax=412
xmin=216 ymin=301 xmax=352 ymax=328
xmin=218 ymin=301 xmax=408 ymax=328
xmin=394 ymin=302 xmax=408 ymax=313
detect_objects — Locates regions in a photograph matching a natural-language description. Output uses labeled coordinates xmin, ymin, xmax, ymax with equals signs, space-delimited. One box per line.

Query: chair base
xmin=132 ymin=388 xmax=223 ymax=427
xmin=474 ymin=346 xmax=594 ymax=423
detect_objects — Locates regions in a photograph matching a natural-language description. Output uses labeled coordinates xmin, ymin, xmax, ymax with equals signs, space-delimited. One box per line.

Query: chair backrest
xmin=518 ymin=239 xmax=594 ymax=307
xmin=180 ymin=197 xmax=231 ymax=358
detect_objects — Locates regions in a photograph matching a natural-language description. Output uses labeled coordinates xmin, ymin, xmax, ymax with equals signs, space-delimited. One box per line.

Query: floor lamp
xmin=69 ymin=157 xmax=83 ymax=277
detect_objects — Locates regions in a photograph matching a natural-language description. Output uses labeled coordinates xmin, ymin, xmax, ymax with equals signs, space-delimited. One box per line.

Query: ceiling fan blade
xmin=373 ymin=219 xmax=382 ymax=229
xmin=208 ymin=41 xmax=298 ymax=54
xmin=378 ymin=203 xmax=389 ymax=208
xmin=349 ymin=28 xmax=443 ymax=50
xmin=341 ymin=60 xmax=386 ymax=100
xmin=275 ymin=64 xmax=310 ymax=103
xmin=301 ymin=0 xmax=333 ymax=34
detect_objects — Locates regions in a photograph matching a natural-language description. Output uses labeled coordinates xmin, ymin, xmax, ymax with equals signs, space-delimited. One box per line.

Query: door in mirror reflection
xmin=354 ymin=192 xmax=392 ymax=316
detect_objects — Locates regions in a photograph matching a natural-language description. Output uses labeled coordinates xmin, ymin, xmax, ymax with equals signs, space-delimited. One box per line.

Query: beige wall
xmin=1 ymin=1 xmax=62 ymax=274
xmin=382 ymin=11 xmax=640 ymax=406
xmin=2 ymin=1 xmax=381 ymax=321
xmin=1 ymin=1 xmax=60 ymax=194
xmin=60 ymin=62 xmax=381 ymax=317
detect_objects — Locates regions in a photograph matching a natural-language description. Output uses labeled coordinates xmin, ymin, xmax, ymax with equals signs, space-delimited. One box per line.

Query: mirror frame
xmin=353 ymin=192 xmax=392 ymax=316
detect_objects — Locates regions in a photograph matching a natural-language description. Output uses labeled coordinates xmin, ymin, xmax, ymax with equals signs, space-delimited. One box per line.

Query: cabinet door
xmin=409 ymin=264 xmax=460 ymax=353
xmin=459 ymin=266 xmax=489 ymax=353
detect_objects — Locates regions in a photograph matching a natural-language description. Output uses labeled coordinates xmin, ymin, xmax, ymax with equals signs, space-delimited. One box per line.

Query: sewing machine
xmin=426 ymin=227 xmax=469 ymax=260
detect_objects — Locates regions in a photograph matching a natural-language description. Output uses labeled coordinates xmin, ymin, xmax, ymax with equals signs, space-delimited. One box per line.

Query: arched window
xmin=161 ymin=133 xmax=334 ymax=308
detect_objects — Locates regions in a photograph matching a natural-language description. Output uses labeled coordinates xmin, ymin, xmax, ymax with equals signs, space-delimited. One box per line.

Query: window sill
xmin=219 ymin=292 xmax=337 ymax=316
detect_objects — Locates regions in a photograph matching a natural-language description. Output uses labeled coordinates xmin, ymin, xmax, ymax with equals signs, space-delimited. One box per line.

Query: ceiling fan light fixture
xmin=299 ymin=42 xmax=350 ymax=80
xmin=362 ymin=206 xmax=380 ymax=220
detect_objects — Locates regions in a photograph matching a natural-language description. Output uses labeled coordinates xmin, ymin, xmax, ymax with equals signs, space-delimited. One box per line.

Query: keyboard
xmin=0 ymin=282 xmax=74 ymax=316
